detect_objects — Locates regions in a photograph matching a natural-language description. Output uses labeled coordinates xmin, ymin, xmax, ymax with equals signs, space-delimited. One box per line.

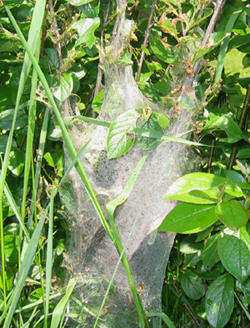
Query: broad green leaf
xmin=237 ymin=146 xmax=250 ymax=159
xmin=73 ymin=18 xmax=100 ymax=48
xmin=206 ymin=274 xmax=234 ymax=328
xmin=215 ymin=200 xmax=249 ymax=231
xmin=181 ymin=271 xmax=206 ymax=300
xmin=153 ymin=111 xmax=170 ymax=128
xmin=136 ymin=114 xmax=162 ymax=150
xmin=92 ymin=89 xmax=105 ymax=113
xmin=157 ymin=203 xmax=217 ymax=234
xmin=53 ymin=73 xmax=73 ymax=102
xmin=204 ymin=114 xmax=243 ymax=143
xmin=164 ymin=173 xmax=244 ymax=204
xmin=8 ymin=150 xmax=25 ymax=176
xmin=0 ymin=109 xmax=27 ymax=131
xmin=149 ymin=31 xmax=175 ymax=64
xmin=202 ymin=234 xmax=220 ymax=269
xmin=107 ymin=110 xmax=138 ymax=159
xmin=218 ymin=229 xmax=250 ymax=282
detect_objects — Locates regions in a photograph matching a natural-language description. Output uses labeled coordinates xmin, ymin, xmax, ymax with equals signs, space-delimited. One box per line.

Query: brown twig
xmin=193 ymin=0 xmax=225 ymax=76
xmin=48 ymin=0 xmax=63 ymax=78
xmin=136 ymin=0 xmax=158 ymax=83
xmin=228 ymin=83 xmax=250 ymax=170
xmin=173 ymin=282 xmax=200 ymax=327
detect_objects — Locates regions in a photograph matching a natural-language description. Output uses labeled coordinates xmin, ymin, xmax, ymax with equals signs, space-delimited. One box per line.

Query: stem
xmin=193 ymin=0 xmax=225 ymax=76
xmin=228 ymin=83 xmax=250 ymax=170
xmin=137 ymin=0 xmax=158 ymax=83
xmin=48 ymin=0 xmax=63 ymax=77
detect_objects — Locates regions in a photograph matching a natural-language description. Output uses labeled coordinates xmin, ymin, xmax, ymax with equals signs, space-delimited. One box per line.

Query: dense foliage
xmin=0 ymin=0 xmax=250 ymax=327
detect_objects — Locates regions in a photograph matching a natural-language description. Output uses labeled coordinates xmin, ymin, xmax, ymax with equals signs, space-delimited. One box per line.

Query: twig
xmin=180 ymin=0 xmax=225 ymax=100
xmin=173 ymin=282 xmax=200 ymax=327
xmin=84 ymin=1 xmax=111 ymax=117
xmin=48 ymin=0 xmax=63 ymax=77
xmin=193 ymin=0 xmax=225 ymax=76
xmin=137 ymin=0 xmax=158 ymax=83
xmin=228 ymin=83 xmax=250 ymax=170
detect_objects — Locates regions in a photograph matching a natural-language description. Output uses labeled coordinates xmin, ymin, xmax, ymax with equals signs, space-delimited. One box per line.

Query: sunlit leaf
xmin=73 ymin=18 xmax=100 ymax=48
xmin=218 ymin=228 xmax=250 ymax=282
xmin=164 ymin=173 xmax=244 ymax=204
xmin=157 ymin=203 xmax=217 ymax=233
xmin=53 ymin=73 xmax=74 ymax=102
xmin=215 ymin=200 xmax=249 ymax=231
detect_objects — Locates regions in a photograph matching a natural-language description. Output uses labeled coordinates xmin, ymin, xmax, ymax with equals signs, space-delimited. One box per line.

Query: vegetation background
xmin=0 ymin=0 xmax=250 ymax=327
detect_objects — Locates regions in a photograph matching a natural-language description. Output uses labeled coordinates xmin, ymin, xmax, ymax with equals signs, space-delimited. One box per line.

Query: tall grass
xmin=1 ymin=1 xmax=150 ymax=327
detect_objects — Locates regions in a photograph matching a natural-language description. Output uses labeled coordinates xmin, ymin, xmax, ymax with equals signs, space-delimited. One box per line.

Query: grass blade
xmin=5 ymin=5 xmax=113 ymax=242
xmin=0 ymin=206 xmax=49 ymax=328
xmin=50 ymin=278 xmax=77 ymax=328
xmin=94 ymin=204 xmax=143 ymax=328
xmin=214 ymin=9 xmax=242 ymax=83
xmin=44 ymin=188 xmax=55 ymax=328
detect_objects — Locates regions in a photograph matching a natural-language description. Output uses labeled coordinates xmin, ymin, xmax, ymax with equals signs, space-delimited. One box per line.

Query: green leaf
xmin=51 ymin=278 xmax=77 ymax=328
xmin=149 ymin=31 xmax=175 ymax=64
xmin=0 ymin=135 xmax=17 ymax=154
xmin=181 ymin=271 xmax=206 ymax=300
xmin=44 ymin=48 xmax=59 ymax=69
xmin=204 ymin=114 xmax=243 ymax=143
xmin=53 ymin=73 xmax=74 ymax=102
xmin=206 ymin=274 xmax=234 ymax=328
xmin=92 ymin=89 xmax=105 ymax=113
xmin=180 ymin=235 xmax=202 ymax=254
xmin=8 ymin=150 xmax=25 ymax=176
xmin=193 ymin=32 xmax=227 ymax=62
xmin=218 ymin=228 xmax=250 ymax=283
xmin=189 ymin=8 xmax=213 ymax=29
xmin=164 ymin=173 xmax=244 ymax=204
xmin=136 ymin=114 xmax=162 ymax=150
xmin=0 ymin=109 xmax=27 ymax=131
xmin=153 ymin=111 xmax=170 ymax=128
xmin=107 ymin=110 xmax=138 ymax=159
xmin=161 ymin=19 xmax=178 ymax=39
xmin=69 ymin=0 xmax=94 ymax=6
xmin=202 ymin=234 xmax=220 ymax=269
xmin=157 ymin=203 xmax=217 ymax=234
xmin=73 ymin=18 xmax=100 ymax=48
xmin=215 ymin=200 xmax=249 ymax=231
